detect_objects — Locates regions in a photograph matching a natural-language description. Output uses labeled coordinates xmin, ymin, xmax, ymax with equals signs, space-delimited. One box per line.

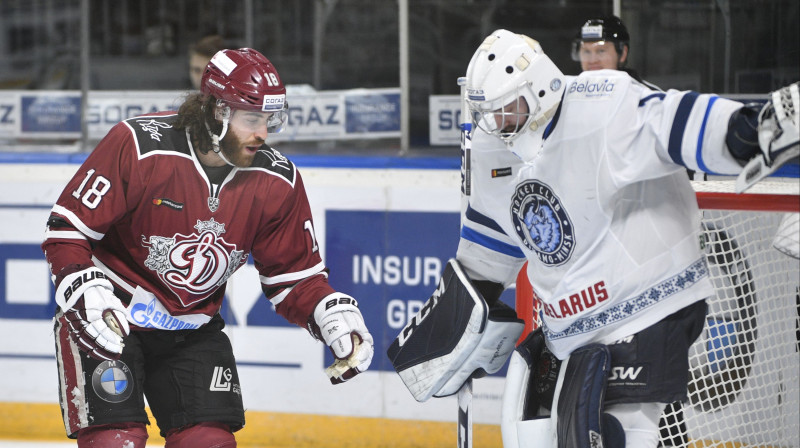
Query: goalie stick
xmin=456 ymin=75 xmax=474 ymax=448
xmin=450 ymin=76 xmax=523 ymax=447
xmin=457 ymin=379 xmax=473 ymax=448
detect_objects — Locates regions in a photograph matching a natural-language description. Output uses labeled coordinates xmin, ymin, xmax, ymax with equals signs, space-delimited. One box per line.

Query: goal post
xmin=514 ymin=179 xmax=800 ymax=448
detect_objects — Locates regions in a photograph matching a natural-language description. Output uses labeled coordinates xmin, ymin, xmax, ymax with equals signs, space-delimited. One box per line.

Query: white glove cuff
xmin=313 ymin=292 xmax=361 ymax=346
xmin=55 ymin=267 xmax=114 ymax=312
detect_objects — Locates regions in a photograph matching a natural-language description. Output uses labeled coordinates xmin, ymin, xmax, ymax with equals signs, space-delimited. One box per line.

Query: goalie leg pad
xmin=386 ymin=259 xmax=523 ymax=402
xmin=501 ymin=329 xmax=561 ymax=448
xmin=556 ymin=343 xmax=624 ymax=448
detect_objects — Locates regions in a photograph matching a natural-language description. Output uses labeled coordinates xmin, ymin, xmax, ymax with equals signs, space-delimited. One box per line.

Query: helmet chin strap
xmin=204 ymin=103 xmax=236 ymax=167
xmin=529 ymin=102 xmax=560 ymax=132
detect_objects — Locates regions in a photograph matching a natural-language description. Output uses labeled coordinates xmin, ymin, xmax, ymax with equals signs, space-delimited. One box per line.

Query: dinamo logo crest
xmin=142 ymin=218 xmax=247 ymax=305
xmin=510 ymin=180 xmax=575 ymax=266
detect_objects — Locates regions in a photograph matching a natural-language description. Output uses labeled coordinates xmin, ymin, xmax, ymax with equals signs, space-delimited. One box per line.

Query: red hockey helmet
xmin=200 ymin=48 xmax=286 ymax=113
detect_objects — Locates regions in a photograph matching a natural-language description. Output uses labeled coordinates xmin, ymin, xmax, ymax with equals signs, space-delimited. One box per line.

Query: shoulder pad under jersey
xmin=124 ymin=114 xmax=191 ymax=158
xmin=250 ymin=145 xmax=297 ymax=186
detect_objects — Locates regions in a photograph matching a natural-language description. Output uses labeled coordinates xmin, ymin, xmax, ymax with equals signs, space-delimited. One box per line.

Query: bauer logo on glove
xmin=311 ymin=293 xmax=374 ymax=384
xmin=55 ymin=266 xmax=131 ymax=361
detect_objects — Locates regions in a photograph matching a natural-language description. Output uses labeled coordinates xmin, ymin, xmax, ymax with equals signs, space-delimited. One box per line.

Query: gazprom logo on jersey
xmin=262 ymin=94 xmax=286 ymax=112
xmin=127 ymin=289 xmax=210 ymax=330
xmin=510 ymin=180 xmax=575 ymax=266
xmin=567 ymin=78 xmax=616 ymax=98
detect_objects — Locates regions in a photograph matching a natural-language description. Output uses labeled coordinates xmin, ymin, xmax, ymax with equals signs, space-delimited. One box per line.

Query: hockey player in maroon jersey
xmin=42 ymin=48 xmax=374 ymax=447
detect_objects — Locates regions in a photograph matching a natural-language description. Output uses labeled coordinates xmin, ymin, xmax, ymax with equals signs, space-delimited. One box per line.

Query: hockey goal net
xmin=515 ymin=180 xmax=800 ymax=448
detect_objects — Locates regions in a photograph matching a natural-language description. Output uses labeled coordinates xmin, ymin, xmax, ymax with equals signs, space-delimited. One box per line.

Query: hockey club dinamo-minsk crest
xmin=92 ymin=360 xmax=134 ymax=403
xmin=511 ymin=180 xmax=575 ymax=266
xmin=142 ymin=218 xmax=247 ymax=305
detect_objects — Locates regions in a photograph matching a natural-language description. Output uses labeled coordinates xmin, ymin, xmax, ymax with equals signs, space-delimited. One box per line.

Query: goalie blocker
xmin=387 ymin=259 xmax=524 ymax=402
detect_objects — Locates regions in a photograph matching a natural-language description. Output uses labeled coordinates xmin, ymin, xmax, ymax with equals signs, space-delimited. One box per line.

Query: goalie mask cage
xmin=515 ymin=180 xmax=800 ymax=448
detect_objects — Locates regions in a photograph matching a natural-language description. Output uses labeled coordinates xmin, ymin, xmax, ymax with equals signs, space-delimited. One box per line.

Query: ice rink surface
xmin=0 ymin=442 xmax=164 ymax=447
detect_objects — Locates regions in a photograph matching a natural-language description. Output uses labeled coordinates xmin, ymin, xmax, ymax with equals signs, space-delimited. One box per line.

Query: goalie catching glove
xmin=311 ymin=293 xmax=374 ymax=384
xmin=55 ymin=266 xmax=130 ymax=361
xmin=736 ymin=82 xmax=800 ymax=192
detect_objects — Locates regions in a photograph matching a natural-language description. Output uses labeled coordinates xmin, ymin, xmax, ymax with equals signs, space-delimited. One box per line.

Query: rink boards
xmin=0 ymin=154 xmax=511 ymax=446
xmin=2 ymin=154 xmax=796 ymax=447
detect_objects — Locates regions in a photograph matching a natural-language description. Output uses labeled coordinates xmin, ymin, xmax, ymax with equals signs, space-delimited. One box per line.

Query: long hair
xmin=174 ymin=93 xmax=222 ymax=154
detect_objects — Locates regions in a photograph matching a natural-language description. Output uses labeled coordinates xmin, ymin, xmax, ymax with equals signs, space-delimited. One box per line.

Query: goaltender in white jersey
xmin=460 ymin=70 xmax=736 ymax=359
xmin=449 ymin=30 xmax=798 ymax=448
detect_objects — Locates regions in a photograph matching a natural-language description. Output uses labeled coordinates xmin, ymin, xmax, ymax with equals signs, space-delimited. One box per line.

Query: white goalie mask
xmin=465 ymin=30 xmax=565 ymax=161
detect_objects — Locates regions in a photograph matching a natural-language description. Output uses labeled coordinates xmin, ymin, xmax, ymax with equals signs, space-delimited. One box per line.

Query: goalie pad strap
xmin=386 ymin=259 xmax=523 ymax=402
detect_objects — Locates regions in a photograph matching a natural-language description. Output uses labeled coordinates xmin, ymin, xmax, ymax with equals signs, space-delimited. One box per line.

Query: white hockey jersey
xmin=457 ymin=70 xmax=745 ymax=359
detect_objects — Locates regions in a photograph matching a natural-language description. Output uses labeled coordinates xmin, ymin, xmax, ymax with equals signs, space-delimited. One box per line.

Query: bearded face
xmin=219 ymin=126 xmax=263 ymax=167
xmin=218 ymin=110 xmax=271 ymax=167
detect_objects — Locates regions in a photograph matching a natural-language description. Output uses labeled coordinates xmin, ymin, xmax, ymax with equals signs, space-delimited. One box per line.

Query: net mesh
xmin=515 ymin=180 xmax=800 ymax=448
xmin=658 ymin=206 xmax=799 ymax=448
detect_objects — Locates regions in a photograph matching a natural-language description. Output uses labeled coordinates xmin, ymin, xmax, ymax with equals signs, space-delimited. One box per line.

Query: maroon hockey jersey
xmin=43 ymin=112 xmax=334 ymax=331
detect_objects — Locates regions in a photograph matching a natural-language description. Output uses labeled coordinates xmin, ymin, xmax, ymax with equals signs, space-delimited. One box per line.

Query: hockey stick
xmin=457 ymin=378 xmax=473 ymax=448
xmin=456 ymin=75 xmax=473 ymax=448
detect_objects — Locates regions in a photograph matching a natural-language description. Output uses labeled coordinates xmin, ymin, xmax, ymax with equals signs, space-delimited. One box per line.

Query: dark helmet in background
xmin=570 ymin=16 xmax=631 ymax=64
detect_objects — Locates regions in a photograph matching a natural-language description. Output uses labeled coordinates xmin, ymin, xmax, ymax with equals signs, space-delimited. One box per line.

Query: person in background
xmin=571 ymin=15 xmax=660 ymax=91
xmin=42 ymin=48 xmax=374 ymax=447
xmin=188 ymin=34 xmax=228 ymax=90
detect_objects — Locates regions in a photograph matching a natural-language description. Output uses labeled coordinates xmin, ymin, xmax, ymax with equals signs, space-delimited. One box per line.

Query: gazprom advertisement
xmin=0 ymin=88 xmax=400 ymax=141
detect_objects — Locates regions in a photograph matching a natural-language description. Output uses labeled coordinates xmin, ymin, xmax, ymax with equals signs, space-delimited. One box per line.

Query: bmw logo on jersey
xmin=510 ymin=180 xmax=575 ymax=266
xmin=92 ymin=360 xmax=134 ymax=403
